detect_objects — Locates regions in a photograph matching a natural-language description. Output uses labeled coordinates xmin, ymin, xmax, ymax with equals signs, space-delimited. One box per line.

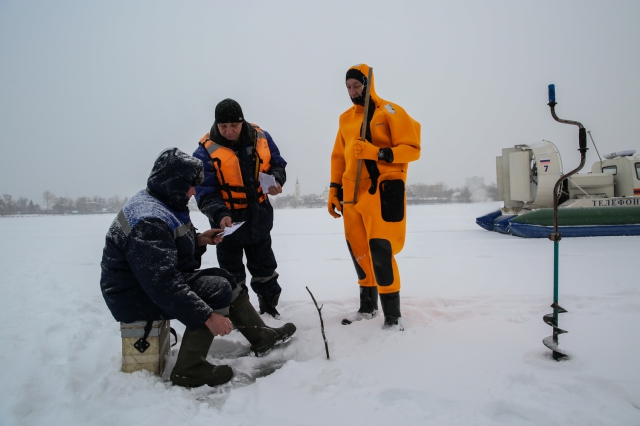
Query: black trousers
xmin=216 ymin=228 xmax=281 ymax=301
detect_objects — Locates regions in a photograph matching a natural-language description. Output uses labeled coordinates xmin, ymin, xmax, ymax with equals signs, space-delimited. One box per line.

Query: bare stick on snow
xmin=306 ymin=286 xmax=330 ymax=360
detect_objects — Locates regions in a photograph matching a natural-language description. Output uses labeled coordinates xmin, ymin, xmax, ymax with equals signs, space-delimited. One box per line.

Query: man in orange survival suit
xmin=328 ymin=64 xmax=421 ymax=330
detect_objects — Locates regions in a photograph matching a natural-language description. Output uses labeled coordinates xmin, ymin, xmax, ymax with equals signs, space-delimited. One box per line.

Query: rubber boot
xmin=170 ymin=325 xmax=233 ymax=387
xmin=380 ymin=291 xmax=404 ymax=331
xmin=341 ymin=286 xmax=379 ymax=325
xmin=359 ymin=286 xmax=379 ymax=316
xmin=258 ymin=292 xmax=281 ymax=319
xmin=230 ymin=292 xmax=296 ymax=356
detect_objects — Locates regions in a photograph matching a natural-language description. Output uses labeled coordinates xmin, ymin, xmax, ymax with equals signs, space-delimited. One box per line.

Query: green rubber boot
xmin=170 ymin=325 xmax=233 ymax=387
xmin=229 ymin=292 xmax=296 ymax=356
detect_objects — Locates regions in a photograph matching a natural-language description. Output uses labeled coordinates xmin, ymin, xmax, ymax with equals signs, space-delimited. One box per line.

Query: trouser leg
xmin=245 ymin=234 xmax=281 ymax=299
xmin=364 ymin=179 xmax=406 ymax=329
xmin=341 ymin=184 xmax=379 ymax=324
xmin=356 ymin=176 xmax=406 ymax=293
xmin=244 ymin=235 xmax=282 ymax=318
xmin=343 ymin=202 xmax=375 ymax=287
xmin=216 ymin=239 xmax=247 ymax=294
xmin=360 ymin=196 xmax=405 ymax=294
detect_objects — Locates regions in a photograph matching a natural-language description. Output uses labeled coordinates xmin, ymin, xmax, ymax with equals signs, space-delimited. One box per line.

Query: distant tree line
xmin=1 ymin=181 xmax=499 ymax=215
xmin=0 ymin=191 xmax=128 ymax=216
xmin=272 ymin=194 xmax=326 ymax=209
xmin=406 ymin=182 xmax=498 ymax=205
xmin=271 ymin=182 xmax=498 ymax=209
xmin=0 ymin=194 xmax=41 ymax=216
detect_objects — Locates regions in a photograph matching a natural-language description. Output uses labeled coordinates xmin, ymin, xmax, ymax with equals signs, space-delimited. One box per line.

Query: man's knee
xmin=369 ymin=238 xmax=394 ymax=286
xmin=189 ymin=273 xmax=233 ymax=313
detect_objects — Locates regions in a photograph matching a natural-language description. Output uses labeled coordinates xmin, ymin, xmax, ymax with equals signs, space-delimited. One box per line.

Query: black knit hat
xmin=346 ymin=68 xmax=367 ymax=86
xmin=215 ymin=98 xmax=244 ymax=123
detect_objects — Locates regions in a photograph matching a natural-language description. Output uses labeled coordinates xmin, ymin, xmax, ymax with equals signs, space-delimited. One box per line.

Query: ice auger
xmin=543 ymin=84 xmax=588 ymax=360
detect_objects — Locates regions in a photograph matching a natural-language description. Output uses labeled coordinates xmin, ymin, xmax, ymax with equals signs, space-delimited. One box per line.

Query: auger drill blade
xmin=550 ymin=302 xmax=567 ymax=313
xmin=542 ymin=336 xmax=569 ymax=360
xmin=542 ymin=314 xmax=568 ymax=334
xmin=544 ymin=304 xmax=569 ymax=360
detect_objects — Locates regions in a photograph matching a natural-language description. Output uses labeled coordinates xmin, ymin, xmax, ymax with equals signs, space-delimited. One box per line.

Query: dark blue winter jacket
xmin=100 ymin=148 xmax=221 ymax=329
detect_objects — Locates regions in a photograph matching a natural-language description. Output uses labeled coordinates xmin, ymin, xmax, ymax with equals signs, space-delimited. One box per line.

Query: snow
xmin=1 ymin=202 xmax=639 ymax=425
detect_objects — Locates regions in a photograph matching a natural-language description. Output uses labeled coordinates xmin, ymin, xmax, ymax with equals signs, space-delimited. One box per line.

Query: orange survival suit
xmin=328 ymin=63 xmax=421 ymax=328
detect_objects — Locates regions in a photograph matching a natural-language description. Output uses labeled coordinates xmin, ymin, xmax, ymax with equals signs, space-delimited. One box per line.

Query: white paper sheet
xmin=259 ymin=172 xmax=277 ymax=193
xmin=220 ymin=221 xmax=244 ymax=237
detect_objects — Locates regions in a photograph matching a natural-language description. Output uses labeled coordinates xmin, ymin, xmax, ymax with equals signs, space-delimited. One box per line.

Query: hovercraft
xmin=477 ymin=142 xmax=640 ymax=238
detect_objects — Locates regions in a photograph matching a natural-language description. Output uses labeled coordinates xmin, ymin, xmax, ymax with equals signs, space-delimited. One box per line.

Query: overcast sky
xmin=1 ymin=0 xmax=639 ymax=203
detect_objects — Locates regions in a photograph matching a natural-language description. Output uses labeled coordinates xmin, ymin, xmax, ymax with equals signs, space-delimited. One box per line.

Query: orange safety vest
xmin=199 ymin=124 xmax=272 ymax=211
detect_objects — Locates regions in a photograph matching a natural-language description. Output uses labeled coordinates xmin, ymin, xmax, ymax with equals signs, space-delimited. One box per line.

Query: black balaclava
xmin=346 ymin=68 xmax=368 ymax=106
xmin=146 ymin=148 xmax=204 ymax=212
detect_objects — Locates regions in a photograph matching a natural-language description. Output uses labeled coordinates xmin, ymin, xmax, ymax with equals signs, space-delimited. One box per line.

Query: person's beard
xmin=350 ymin=94 xmax=365 ymax=106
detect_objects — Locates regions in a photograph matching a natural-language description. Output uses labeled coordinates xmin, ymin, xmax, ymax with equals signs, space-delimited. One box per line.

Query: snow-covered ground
xmin=1 ymin=202 xmax=639 ymax=425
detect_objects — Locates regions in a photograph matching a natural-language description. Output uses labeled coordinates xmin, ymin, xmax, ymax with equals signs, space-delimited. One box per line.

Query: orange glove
xmin=327 ymin=184 xmax=343 ymax=218
xmin=354 ymin=140 xmax=380 ymax=160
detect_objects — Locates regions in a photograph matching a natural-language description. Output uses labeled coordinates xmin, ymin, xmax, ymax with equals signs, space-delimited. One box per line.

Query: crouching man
xmin=100 ymin=148 xmax=296 ymax=387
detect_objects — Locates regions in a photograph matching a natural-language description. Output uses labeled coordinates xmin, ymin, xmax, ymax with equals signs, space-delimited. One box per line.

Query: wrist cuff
xmin=378 ymin=148 xmax=394 ymax=163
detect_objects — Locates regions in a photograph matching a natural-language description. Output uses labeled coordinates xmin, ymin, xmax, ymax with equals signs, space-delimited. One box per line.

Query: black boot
xmin=380 ymin=291 xmax=404 ymax=331
xmin=342 ymin=286 xmax=379 ymax=325
xmin=230 ymin=292 xmax=296 ymax=356
xmin=170 ymin=326 xmax=233 ymax=387
xmin=359 ymin=286 xmax=379 ymax=315
xmin=258 ymin=292 xmax=281 ymax=319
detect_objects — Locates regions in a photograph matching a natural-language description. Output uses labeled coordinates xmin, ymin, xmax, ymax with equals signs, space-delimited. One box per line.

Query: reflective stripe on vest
xmin=200 ymin=124 xmax=271 ymax=210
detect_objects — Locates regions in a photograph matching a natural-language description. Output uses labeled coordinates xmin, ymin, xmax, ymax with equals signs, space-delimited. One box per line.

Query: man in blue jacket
xmin=193 ymin=99 xmax=287 ymax=319
xmin=100 ymin=148 xmax=295 ymax=387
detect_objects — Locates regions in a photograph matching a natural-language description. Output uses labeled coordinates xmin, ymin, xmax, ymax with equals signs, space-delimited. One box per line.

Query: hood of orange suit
xmin=346 ymin=63 xmax=381 ymax=108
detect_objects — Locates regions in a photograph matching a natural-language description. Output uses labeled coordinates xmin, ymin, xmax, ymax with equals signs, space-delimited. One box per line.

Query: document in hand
xmin=259 ymin=172 xmax=277 ymax=193
xmin=221 ymin=222 xmax=245 ymax=237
